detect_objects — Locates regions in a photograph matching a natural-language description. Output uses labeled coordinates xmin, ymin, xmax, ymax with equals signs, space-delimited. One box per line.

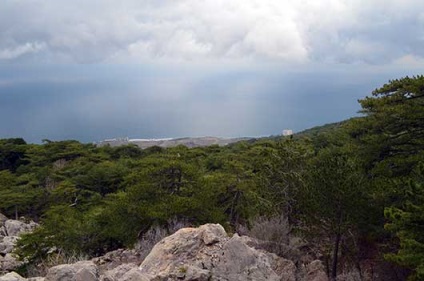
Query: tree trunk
xmin=14 ymin=205 xmax=18 ymax=220
xmin=331 ymin=208 xmax=343 ymax=281
xmin=325 ymin=255 xmax=330 ymax=278
xmin=331 ymin=231 xmax=341 ymax=281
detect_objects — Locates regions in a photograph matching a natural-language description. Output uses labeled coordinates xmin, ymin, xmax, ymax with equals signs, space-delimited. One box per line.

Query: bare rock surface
xmin=0 ymin=227 xmax=6 ymax=238
xmin=45 ymin=261 xmax=98 ymax=281
xmin=0 ymin=218 xmax=38 ymax=275
xmin=0 ymin=254 xmax=24 ymax=273
xmin=0 ymin=237 xmax=19 ymax=255
xmin=0 ymin=272 xmax=26 ymax=281
xmin=92 ymin=249 xmax=142 ymax=275
xmin=0 ymin=214 xmax=7 ymax=227
xmin=100 ymin=263 xmax=139 ymax=281
xmin=4 ymin=221 xmax=37 ymax=237
xmin=138 ymin=223 xmax=296 ymax=281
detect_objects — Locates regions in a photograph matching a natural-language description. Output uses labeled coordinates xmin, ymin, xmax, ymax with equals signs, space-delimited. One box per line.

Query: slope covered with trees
xmin=0 ymin=75 xmax=423 ymax=280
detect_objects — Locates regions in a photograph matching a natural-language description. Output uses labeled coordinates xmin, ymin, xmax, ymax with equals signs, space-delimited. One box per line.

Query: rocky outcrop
xmin=1 ymin=223 xmax=328 ymax=281
xmin=92 ymin=249 xmax=142 ymax=275
xmin=138 ymin=223 xmax=296 ymax=281
xmin=0 ymin=271 xmax=27 ymax=281
xmin=4 ymin=221 xmax=37 ymax=238
xmin=0 ymin=214 xmax=39 ymax=274
xmin=0 ymin=215 xmax=7 ymax=227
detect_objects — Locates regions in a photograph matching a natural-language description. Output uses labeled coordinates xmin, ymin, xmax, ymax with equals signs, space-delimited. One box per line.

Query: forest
xmin=0 ymin=76 xmax=423 ymax=280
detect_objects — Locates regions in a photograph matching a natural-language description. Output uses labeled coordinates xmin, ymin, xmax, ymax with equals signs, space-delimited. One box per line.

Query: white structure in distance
xmin=282 ymin=130 xmax=293 ymax=136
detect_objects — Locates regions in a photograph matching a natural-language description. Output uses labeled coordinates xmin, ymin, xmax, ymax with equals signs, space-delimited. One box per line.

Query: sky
xmin=0 ymin=0 xmax=423 ymax=143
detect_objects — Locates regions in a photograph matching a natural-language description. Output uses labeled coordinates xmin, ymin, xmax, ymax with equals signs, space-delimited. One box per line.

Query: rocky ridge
xmin=98 ymin=136 xmax=253 ymax=149
xmin=0 ymin=220 xmax=328 ymax=281
xmin=0 ymin=214 xmax=38 ymax=275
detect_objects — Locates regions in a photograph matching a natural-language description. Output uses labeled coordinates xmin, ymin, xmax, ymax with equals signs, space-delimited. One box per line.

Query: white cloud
xmin=0 ymin=0 xmax=423 ymax=64
xmin=0 ymin=42 xmax=45 ymax=60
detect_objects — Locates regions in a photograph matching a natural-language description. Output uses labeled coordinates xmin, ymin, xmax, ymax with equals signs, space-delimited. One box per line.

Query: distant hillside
xmin=295 ymin=120 xmax=348 ymax=138
xmin=97 ymin=119 xmax=356 ymax=149
xmin=98 ymin=136 xmax=253 ymax=149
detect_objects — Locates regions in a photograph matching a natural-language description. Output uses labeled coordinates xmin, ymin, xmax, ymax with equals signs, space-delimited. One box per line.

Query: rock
xmin=139 ymin=223 xmax=296 ymax=281
xmin=74 ymin=267 xmax=97 ymax=281
xmin=92 ymin=248 xmax=142 ymax=275
xmin=0 ymin=253 xmax=23 ymax=272
xmin=45 ymin=264 xmax=76 ymax=281
xmin=306 ymin=260 xmax=329 ymax=281
xmin=100 ymin=263 xmax=138 ymax=281
xmin=45 ymin=261 xmax=98 ymax=281
xmin=0 ymin=236 xmax=19 ymax=254
xmin=4 ymin=220 xmax=37 ymax=237
xmin=120 ymin=268 xmax=151 ymax=281
xmin=0 ymin=214 xmax=7 ymax=226
xmin=0 ymin=227 xmax=6 ymax=237
xmin=201 ymin=223 xmax=226 ymax=245
xmin=0 ymin=272 xmax=26 ymax=281
xmin=266 ymin=252 xmax=297 ymax=281
xmin=28 ymin=278 xmax=45 ymax=281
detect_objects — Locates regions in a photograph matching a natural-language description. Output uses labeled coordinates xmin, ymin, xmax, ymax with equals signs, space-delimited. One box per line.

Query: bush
xmin=237 ymin=214 xmax=305 ymax=261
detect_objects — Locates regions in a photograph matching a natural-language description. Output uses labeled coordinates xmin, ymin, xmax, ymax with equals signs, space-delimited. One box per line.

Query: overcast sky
xmin=1 ymin=0 xmax=423 ymax=143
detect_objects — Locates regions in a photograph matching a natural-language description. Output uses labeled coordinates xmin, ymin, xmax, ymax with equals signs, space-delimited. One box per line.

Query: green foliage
xmin=303 ymin=146 xmax=371 ymax=279
xmin=351 ymin=75 xmax=424 ymax=278
xmin=0 ymin=138 xmax=28 ymax=172
xmin=384 ymin=164 xmax=424 ymax=280
xmin=257 ymin=139 xmax=311 ymax=221
xmin=355 ymin=75 xmax=424 ymax=177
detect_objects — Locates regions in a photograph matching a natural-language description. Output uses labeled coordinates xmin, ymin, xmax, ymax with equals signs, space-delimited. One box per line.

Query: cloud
xmin=0 ymin=42 xmax=45 ymax=60
xmin=0 ymin=0 xmax=423 ymax=64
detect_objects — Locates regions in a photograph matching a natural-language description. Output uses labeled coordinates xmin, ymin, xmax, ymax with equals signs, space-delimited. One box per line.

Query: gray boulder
xmin=0 ymin=226 xmax=6 ymax=237
xmin=45 ymin=261 xmax=98 ymax=281
xmin=0 ymin=237 xmax=19 ymax=255
xmin=100 ymin=263 xmax=138 ymax=281
xmin=0 ymin=214 xmax=7 ymax=227
xmin=139 ymin=223 xmax=296 ymax=281
xmin=0 ymin=254 xmax=23 ymax=273
xmin=4 ymin=220 xmax=37 ymax=237
xmin=120 ymin=268 xmax=151 ymax=281
xmin=0 ymin=272 xmax=26 ymax=281
xmin=92 ymin=248 xmax=142 ymax=275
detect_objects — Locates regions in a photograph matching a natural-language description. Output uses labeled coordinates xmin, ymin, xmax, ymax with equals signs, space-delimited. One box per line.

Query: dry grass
xmin=25 ymin=249 xmax=88 ymax=277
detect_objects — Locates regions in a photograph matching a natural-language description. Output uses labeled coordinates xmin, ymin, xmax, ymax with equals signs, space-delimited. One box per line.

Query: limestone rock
xmin=45 ymin=261 xmax=98 ymax=281
xmin=0 ymin=272 xmax=26 ymax=281
xmin=0 ymin=214 xmax=7 ymax=227
xmin=139 ymin=223 xmax=296 ymax=281
xmin=74 ymin=267 xmax=97 ymax=281
xmin=0 ymin=227 xmax=6 ymax=237
xmin=100 ymin=263 xmax=138 ymax=281
xmin=92 ymin=248 xmax=142 ymax=275
xmin=306 ymin=260 xmax=329 ymax=281
xmin=4 ymin=220 xmax=37 ymax=237
xmin=120 ymin=268 xmax=151 ymax=281
xmin=0 ymin=237 xmax=19 ymax=254
xmin=0 ymin=254 xmax=23 ymax=272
